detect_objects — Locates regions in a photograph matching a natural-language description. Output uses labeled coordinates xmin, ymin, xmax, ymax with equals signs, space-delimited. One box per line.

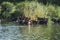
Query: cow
xmin=51 ymin=18 xmax=60 ymax=24
xmin=37 ymin=17 xmax=48 ymax=25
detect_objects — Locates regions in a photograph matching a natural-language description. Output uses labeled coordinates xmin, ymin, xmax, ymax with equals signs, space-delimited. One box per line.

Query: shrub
xmin=1 ymin=2 xmax=16 ymax=19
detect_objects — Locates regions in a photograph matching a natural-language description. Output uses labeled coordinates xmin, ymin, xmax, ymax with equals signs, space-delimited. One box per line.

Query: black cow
xmin=19 ymin=17 xmax=30 ymax=25
xmin=37 ymin=17 xmax=48 ymax=25
xmin=31 ymin=20 xmax=38 ymax=25
xmin=11 ymin=18 xmax=17 ymax=22
xmin=51 ymin=18 xmax=60 ymax=24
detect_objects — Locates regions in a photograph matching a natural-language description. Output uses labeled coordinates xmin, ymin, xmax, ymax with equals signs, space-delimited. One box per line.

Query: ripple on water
xmin=0 ymin=25 xmax=23 ymax=40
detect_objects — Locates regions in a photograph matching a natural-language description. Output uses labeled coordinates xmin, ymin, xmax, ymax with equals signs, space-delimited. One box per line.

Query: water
xmin=0 ymin=23 xmax=60 ymax=40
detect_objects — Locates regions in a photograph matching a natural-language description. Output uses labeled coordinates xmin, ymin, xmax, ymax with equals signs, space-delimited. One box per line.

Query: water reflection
xmin=28 ymin=25 xmax=31 ymax=33
xmin=0 ymin=23 xmax=60 ymax=40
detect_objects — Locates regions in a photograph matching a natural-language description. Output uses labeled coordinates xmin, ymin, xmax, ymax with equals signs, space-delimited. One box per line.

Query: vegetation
xmin=0 ymin=0 xmax=60 ymax=26
xmin=0 ymin=0 xmax=60 ymax=40
xmin=0 ymin=0 xmax=60 ymax=5
xmin=0 ymin=1 xmax=60 ymax=20
xmin=0 ymin=2 xmax=16 ymax=19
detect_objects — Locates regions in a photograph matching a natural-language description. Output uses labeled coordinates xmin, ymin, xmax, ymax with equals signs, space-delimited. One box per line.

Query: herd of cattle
xmin=11 ymin=16 xmax=60 ymax=25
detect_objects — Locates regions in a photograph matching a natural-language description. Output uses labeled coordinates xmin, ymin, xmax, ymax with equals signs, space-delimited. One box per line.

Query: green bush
xmin=0 ymin=1 xmax=60 ymax=21
xmin=1 ymin=2 xmax=16 ymax=19
xmin=47 ymin=4 xmax=57 ymax=18
xmin=56 ymin=6 xmax=60 ymax=18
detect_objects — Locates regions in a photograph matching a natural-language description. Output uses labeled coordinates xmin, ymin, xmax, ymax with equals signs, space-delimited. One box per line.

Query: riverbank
xmin=1 ymin=17 xmax=60 ymax=26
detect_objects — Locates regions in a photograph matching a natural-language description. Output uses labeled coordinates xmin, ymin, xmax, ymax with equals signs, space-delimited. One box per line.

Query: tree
xmin=16 ymin=2 xmax=25 ymax=17
xmin=1 ymin=2 xmax=16 ymax=19
xmin=47 ymin=4 xmax=57 ymax=18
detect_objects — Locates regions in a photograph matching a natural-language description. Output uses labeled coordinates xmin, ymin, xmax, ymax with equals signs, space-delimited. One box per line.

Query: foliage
xmin=56 ymin=6 xmax=60 ymax=18
xmin=1 ymin=2 xmax=16 ymax=19
xmin=0 ymin=1 xmax=60 ymax=20
xmin=0 ymin=0 xmax=60 ymax=5
xmin=16 ymin=2 xmax=25 ymax=16
xmin=47 ymin=4 xmax=57 ymax=18
xmin=22 ymin=1 xmax=47 ymax=20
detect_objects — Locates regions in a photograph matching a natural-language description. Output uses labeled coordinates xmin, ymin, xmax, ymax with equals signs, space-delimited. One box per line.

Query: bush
xmin=1 ymin=2 xmax=16 ymax=19
xmin=23 ymin=1 xmax=50 ymax=20
xmin=56 ymin=6 xmax=60 ymax=18
xmin=1 ymin=1 xmax=60 ymax=21
xmin=47 ymin=4 xmax=57 ymax=18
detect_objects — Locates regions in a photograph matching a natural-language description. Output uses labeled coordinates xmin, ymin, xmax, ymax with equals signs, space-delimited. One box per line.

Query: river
xmin=0 ymin=22 xmax=60 ymax=40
